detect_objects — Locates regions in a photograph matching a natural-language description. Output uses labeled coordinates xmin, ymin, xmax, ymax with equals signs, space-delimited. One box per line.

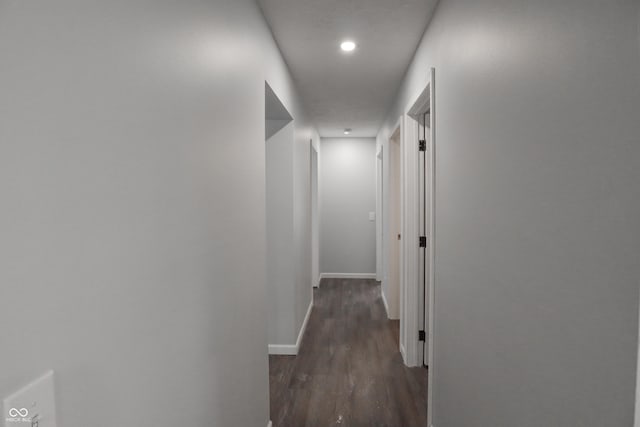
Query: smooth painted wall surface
xmin=266 ymin=122 xmax=295 ymax=345
xmin=0 ymin=1 xmax=316 ymax=426
xmin=320 ymin=138 xmax=377 ymax=275
xmin=377 ymin=126 xmax=401 ymax=321
xmin=378 ymin=0 xmax=640 ymax=425
xmin=386 ymin=136 xmax=402 ymax=320
xmin=292 ymin=127 xmax=316 ymax=344
xmin=311 ymin=147 xmax=320 ymax=287
xmin=265 ymin=120 xmax=318 ymax=348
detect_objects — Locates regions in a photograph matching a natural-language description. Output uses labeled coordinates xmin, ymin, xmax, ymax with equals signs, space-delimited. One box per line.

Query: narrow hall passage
xmin=269 ymin=279 xmax=428 ymax=427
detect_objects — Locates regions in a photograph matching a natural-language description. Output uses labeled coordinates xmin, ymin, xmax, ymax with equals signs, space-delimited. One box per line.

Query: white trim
xmin=400 ymin=343 xmax=407 ymax=365
xmin=314 ymin=275 xmax=322 ymax=288
xmin=401 ymin=105 xmax=421 ymax=368
xmin=427 ymin=67 xmax=436 ymax=427
xmin=381 ymin=289 xmax=390 ymax=318
xmin=296 ymin=299 xmax=313 ymax=349
xmin=268 ymin=344 xmax=297 ymax=355
xmin=319 ymin=273 xmax=377 ymax=279
xmin=401 ymin=68 xmax=438 ymax=425
xmin=268 ymin=299 xmax=313 ymax=355
xmin=267 ymin=421 xmax=273 ymax=427
xmin=311 ymin=144 xmax=320 ymax=292
xmin=399 ymin=69 xmax=437 ymax=380
xmin=381 ymin=115 xmax=405 ymax=365
xmin=376 ymin=148 xmax=384 ymax=282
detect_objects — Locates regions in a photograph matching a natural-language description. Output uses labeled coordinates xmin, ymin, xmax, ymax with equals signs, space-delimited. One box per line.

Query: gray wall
xmin=266 ymin=122 xmax=295 ymax=345
xmin=320 ymin=138 xmax=377 ymax=275
xmin=266 ymin=119 xmax=317 ymax=348
xmin=311 ymin=147 xmax=320 ymax=287
xmin=0 ymin=0 xmax=315 ymax=426
xmin=378 ymin=0 xmax=640 ymax=425
xmin=292 ymin=126 xmax=315 ymax=340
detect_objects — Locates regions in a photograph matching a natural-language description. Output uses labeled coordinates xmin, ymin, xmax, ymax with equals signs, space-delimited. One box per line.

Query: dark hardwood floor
xmin=269 ymin=278 xmax=428 ymax=427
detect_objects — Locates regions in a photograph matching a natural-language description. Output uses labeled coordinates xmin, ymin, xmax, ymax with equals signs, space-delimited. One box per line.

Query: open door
xmin=418 ymin=111 xmax=433 ymax=367
xmin=388 ymin=128 xmax=402 ymax=321
xmin=418 ymin=112 xmax=429 ymax=367
xmin=311 ymin=144 xmax=319 ymax=288
xmin=405 ymin=68 xmax=435 ymax=427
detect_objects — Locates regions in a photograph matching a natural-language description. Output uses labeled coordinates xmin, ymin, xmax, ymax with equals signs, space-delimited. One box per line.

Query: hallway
xmin=269 ymin=279 xmax=428 ymax=427
xmin=1 ymin=0 xmax=639 ymax=425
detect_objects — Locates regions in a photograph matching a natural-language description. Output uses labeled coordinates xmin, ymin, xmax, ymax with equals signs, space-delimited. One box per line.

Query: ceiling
xmin=258 ymin=0 xmax=438 ymax=137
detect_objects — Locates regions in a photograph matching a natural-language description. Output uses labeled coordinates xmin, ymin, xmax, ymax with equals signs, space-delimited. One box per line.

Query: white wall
xmin=266 ymin=121 xmax=295 ymax=345
xmin=320 ymin=138 xmax=377 ymax=276
xmin=375 ymin=149 xmax=383 ymax=283
xmin=378 ymin=0 xmax=640 ymax=425
xmin=377 ymin=125 xmax=402 ymax=321
xmin=265 ymin=82 xmax=318 ymax=352
xmin=292 ymin=129 xmax=315 ymax=343
xmin=386 ymin=133 xmax=402 ymax=320
xmin=0 ymin=1 xmax=316 ymax=426
xmin=311 ymin=147 xmax=320 ymax=287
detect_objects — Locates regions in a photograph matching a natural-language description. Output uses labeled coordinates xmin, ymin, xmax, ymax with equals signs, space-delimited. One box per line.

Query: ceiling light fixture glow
xmin=340 ymin=40 xmax=357 ymax=52
xmin=344 ymin=128 xmax=352 ymax=135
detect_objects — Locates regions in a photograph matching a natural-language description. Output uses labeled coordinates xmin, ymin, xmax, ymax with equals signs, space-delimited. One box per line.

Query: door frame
xmin=388 ymin=126 xmax=403 ymax=322
xmin=310 ymin=142 xmax=320 ymax=288
xmin=376 ymin=148 xmax=384 ymax=283
xmin=401 ymin=68 xmax=436 ymax=427
xmin=378 ymin=117 xmax=405 ymax=325
xmin=399 ymin=108 xmax=421 ymax=368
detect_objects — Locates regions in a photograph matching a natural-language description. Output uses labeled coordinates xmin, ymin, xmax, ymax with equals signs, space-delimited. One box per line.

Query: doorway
xmin=405 ymin=68 xmax=436 ymax=426
xmin=265 ymin=81 xmax=297 ymax=355
xmin=376 ymin=149 xmax=384 ymax=283
xmin=416 ymin=110 xmax=431 ymax=368
xmin=387 ymin=127 xmax=402 ymax=322
xmin=311 ymin=144 xmax=319 ymax=288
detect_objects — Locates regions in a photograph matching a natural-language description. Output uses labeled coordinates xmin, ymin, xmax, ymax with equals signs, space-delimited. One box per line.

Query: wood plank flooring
xmin=269 ymin=278 xmax=428 ymax=427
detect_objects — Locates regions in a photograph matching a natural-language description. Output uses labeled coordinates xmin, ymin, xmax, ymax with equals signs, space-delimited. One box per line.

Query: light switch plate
xmin=4 ymin=371 xmax=56 ymax=427
xmin=369 ymin=212 xmax=376 ymax=221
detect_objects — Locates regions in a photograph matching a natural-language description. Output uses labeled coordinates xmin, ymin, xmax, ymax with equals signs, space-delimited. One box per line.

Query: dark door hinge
xmin=419 ymin=236 xmax=427 ymax=247
xmin=419 ymin=140 xmax=426 ymax=151
xmin=419 ymin=330 xmax=426 ymax=341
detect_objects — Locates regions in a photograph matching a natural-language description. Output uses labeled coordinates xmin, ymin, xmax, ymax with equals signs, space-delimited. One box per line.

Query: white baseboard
xmin=296 ymin=299 xmax=313 ymax=349
xmin=267 ymin=421 xmax=272 ymax=427
xmin=381 ymin=289 xmax=390 ymax=318
xmin=268 ymin=299 xmax=313 ymax=356
xmin=314 ymin=275 xmax=321 ymax=288
xmin=319 ymin=273 xmax=377 ymax=280
xmin=268 ymin=344 xmax=297 ymax=355
xmin=400 ymin=343 xmax=407 ymax=365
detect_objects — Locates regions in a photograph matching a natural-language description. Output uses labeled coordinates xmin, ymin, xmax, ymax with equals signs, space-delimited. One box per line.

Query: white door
xmin=418 ymin=112 xmax=433 ymax=366
xmin=389 ymin=132 xmax=402 ymax=320
xmin=417 ymin=117 xmax=426 ymax=366
xmin=311 ymin=145 xmax=319 ymax=288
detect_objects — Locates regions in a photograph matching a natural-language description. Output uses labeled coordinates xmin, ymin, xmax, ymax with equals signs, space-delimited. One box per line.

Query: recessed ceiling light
xmin=340 ymin=40 xmax=357 ymax=52
xmin=344 ymin=128 xmax=352 ymax=135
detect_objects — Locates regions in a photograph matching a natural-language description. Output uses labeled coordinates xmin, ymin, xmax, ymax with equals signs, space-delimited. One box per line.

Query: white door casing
xmin=402 ymin=68 xmax=436 ymax=427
